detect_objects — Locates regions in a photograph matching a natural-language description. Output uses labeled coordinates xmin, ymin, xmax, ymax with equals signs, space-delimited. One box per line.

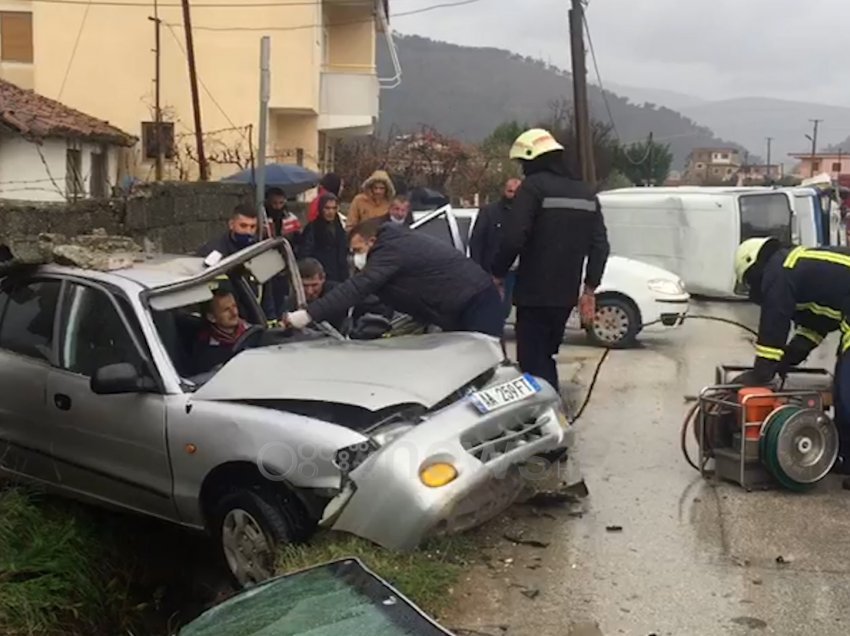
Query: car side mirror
xmin=90 ymin=363 xmax=156 ymax=395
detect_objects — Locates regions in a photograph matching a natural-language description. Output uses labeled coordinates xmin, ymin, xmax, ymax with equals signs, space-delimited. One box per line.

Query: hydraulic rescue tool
xmin=685 ymin=365 xmax=839 ymax=491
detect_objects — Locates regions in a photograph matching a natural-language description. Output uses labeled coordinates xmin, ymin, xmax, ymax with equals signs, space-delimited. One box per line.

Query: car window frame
xmin=0 ymin=275 xmax=63 ymax=366
xmin=55 ymin=277 xmax=164 ymax=392
xmin=410 ymin=205 xmax=465 ymax=253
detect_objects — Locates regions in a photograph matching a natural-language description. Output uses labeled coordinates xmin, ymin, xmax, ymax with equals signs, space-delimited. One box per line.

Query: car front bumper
xmin=324 ymin=368 xmax=566 ymax=551
xmin=641 ymin=295 xmax=690 ymax=332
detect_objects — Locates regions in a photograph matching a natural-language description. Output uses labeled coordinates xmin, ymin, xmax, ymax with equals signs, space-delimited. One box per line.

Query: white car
xmin=412 ymin=206 xmax=690 ymax=348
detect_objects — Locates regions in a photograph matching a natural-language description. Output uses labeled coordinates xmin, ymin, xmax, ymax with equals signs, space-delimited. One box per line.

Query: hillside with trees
xmin=377 ymin=35 xmax=742 ymax=168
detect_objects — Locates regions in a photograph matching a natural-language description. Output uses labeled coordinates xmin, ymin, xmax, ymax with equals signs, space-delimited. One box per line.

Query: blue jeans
xmin=458 ymin=286 xmax=505 ymax=338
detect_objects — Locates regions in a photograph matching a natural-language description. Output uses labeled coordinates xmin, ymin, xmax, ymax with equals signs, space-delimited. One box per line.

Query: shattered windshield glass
xmin=179 ymin=560 xmax=453 ymax=636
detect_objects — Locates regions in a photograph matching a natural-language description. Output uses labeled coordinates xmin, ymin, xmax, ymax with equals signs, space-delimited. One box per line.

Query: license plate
xmin=470 ymin=374 xmax=541 ymax=414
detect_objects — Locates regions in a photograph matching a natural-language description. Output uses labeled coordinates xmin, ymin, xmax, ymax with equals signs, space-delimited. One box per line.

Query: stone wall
xmin=0 ymin=182 xmax=308 ymax=259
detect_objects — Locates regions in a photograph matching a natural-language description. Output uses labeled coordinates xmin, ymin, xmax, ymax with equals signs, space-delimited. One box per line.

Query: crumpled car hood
xmin=192 ymin=333 xmax=503 ymax=411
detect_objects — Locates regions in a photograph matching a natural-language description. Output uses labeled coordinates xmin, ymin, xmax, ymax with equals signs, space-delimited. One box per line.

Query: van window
xmin=739 ymin=194 xmax=792 ymax=244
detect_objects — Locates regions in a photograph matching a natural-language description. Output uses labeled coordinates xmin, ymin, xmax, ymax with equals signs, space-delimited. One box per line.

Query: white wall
xmin=0 ymin=134 xmax=121 ymax=202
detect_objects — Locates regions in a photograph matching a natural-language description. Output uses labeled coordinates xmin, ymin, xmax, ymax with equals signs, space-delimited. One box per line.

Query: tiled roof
xmin=0 ymin=79 xmax=135 ymax=146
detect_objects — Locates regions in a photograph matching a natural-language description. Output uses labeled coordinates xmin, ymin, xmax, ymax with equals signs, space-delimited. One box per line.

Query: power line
xmin=165 ymin=0 xmax=483 ymax=31
xmin=163 ymin=20 xmax=246 ymax=143
xmin=57 ymin=0 xmax=93 ymax=100
xmin=581 ymin=10 xmax=619 ymax=141
xmin=17 ymin=0 xmax=387 ymax=7
xmin=582 ymin=9 xmax=652 ymax=168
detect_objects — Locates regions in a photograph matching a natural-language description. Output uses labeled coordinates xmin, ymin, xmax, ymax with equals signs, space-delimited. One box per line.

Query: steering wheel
xmin=230 ymin=324 xmax=266 ymax=354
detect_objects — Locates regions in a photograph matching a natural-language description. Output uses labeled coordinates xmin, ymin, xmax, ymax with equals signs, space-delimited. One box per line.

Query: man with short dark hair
xmin=470 ymin=177 xmax=522 ymax=325
xmin=284 ymin=218 xmax=503 ymax=336
xmin=264 ymin=187 xmax=302 ymax=239
xmin=197 ymin=203 xmax=259 ymax=258
xmin=191 ymin=290 xmax=249 ymax=374
xmin=290 ymin=258 xmax=389 ymax=334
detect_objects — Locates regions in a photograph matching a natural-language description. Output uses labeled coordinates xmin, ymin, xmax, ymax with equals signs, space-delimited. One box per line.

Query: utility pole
xmin=256 ymin=36 xmax=271 ymax=237
xmin=181 ymin=0 xmax=209 ymax=181
xmin=765 ymin=136 xmax=773 ymax=173
xmin=149 ymin=1 xmax=164 ymax=181
xmin=568 ymin=0 xmax=595 ymax=187
xmin=765 ymin=136 xmax=773 ymax=183
xmin=809 ymin=119 xmax=822 ymax=178
xmin=647 ymin=131 xmax=655 ymax=186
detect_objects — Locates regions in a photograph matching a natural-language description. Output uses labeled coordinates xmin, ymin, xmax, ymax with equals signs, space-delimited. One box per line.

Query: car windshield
xmin=150 ymin=271 xmax=264 ymax=385
xmin=179 ymin=559 xmax=452 ymax=636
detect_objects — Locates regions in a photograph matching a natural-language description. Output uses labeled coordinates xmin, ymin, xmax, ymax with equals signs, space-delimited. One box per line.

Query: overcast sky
xmin=394 ymin=0 xmax=849 ymax=106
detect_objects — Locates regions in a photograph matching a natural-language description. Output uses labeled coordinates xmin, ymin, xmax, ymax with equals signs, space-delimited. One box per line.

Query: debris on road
xmin=520 ymin=588 xmax=540 ymax=600
xmin=502 ymin=533 xmax=550 ymax=548
xmin=605 ymin=525 xmax=624 ymax=533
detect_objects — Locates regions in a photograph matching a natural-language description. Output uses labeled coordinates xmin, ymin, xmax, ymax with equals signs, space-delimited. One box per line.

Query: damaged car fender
xmin=168 ymin=399 xmax=369 ymax=527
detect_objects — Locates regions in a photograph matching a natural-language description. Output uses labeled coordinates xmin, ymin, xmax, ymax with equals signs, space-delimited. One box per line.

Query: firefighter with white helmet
xmin=735 ymin=237 xmax=850 ymax=471
xmin=491 ymin=128 xmax=610 ymax=394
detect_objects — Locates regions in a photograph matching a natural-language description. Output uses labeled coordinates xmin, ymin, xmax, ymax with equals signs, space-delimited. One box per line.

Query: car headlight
xmin=420 ymin=462 xmax=458 ymax=488
xmin=647 ymin=278 xmax=684 ymax=296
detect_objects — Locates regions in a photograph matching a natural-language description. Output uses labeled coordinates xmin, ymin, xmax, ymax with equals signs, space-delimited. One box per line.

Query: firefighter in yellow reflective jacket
xmin=735 ymin=237 xmax=850 ymax=471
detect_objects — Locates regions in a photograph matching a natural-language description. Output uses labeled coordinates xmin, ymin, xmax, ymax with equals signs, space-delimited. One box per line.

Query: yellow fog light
xmin=419 ymin=463 xmax=458 ymax=488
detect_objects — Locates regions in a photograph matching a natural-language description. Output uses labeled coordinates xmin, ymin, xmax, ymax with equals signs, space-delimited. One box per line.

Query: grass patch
xmin=0 ymin=487 xmax=148 ymax=636
xmin=278 ymin=532 xmax=478 ymax=615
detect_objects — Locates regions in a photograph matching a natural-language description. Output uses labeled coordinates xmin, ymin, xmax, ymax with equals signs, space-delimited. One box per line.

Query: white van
xmin=597 ymin=187 xmax=806 ymax=297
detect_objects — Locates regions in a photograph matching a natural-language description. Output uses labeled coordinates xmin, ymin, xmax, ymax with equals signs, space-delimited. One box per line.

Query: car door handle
xmin=54 ymin=393 xmax=72 ymax=411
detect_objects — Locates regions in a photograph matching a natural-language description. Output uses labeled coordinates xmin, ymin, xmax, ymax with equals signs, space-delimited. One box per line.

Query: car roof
xmin=109 ymin=254 xmax=209 ymax=288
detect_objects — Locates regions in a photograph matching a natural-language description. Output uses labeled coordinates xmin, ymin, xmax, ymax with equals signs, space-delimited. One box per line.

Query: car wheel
xmin=212 ymin=488 xmax=300 ymax=588
xmin=585 ymin=295 xmax=640 ymax=349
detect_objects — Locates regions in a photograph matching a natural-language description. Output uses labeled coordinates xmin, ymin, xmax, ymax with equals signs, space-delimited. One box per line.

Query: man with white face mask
xmin=383 ymin=195 xmax=413 ymax=226
xmin=284 ymin=218 xmax=502 ymax=336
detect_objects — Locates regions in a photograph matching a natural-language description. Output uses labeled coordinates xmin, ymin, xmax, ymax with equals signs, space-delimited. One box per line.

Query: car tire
xmin=211 ymin=487 xmax=304 ymax=588
xmin=585 ymin=295 xmax=641 ymax=349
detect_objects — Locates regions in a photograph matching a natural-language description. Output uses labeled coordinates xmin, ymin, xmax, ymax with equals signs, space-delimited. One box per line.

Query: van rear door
xmin=738 ymin=192 xmax=794 ymax=244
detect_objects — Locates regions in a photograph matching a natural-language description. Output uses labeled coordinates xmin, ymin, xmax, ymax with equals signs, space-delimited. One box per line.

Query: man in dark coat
xmin=196 ymin=203 xmax=259 ymax=259
xmin=284 ymin=219 xmax=503 ymax=337
xmin=493 ymin=129 xmax=610 ymax=392
xmin=469 ymin=177 xmax=522 ymax=324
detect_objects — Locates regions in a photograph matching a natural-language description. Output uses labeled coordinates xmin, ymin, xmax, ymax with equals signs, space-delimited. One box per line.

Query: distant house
xmin=683 ymin=147 xmax=742 ymax=184
xmin=788 ymin=152 xmax=850 ymax=180
xmin=0 ymin=79 xmax=135 ymax=202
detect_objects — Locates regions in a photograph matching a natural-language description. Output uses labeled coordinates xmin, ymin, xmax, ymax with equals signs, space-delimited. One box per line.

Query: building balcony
xmin=318 ymin=67 xmax=379 ymax=136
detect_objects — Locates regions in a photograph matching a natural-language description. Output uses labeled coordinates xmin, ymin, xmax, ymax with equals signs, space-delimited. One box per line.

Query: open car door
xmin=178 ymin=558 xmax=455 ymax=636
xmin=410 ymin=205 xmax=466 ymax=254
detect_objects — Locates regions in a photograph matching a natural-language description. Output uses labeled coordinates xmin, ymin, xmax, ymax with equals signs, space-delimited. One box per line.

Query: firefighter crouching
xmin=734 ymin=237 xmax=850 ymax=473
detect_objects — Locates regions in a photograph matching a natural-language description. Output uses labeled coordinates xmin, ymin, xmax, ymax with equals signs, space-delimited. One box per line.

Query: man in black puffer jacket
xmin=492 ymin=128 xmax=610 ymax=392
xmin=284 ymin=219 xmax=503 ymax=337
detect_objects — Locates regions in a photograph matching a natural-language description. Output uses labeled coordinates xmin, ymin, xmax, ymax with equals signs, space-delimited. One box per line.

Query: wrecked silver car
xmin=0 ymin=238 xmax=568 ymax=586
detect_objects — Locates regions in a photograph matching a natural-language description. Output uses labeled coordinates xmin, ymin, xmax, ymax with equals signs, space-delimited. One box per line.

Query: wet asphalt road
xmin=453 ymin=300 xmax=850 ymax=636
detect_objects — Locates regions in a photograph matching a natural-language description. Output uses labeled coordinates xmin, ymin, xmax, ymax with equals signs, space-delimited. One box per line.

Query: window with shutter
xmin=0 ymin=12 xmax=33 ymax=64
xmin=66 ymin=148 xmax=83 ymax=200
xmin=90 ymin=151 xmax=109 ymax=198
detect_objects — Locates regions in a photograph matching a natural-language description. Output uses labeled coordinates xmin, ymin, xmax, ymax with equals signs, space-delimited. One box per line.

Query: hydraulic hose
xmin=572 ymin=314 xmax=757 ymax=426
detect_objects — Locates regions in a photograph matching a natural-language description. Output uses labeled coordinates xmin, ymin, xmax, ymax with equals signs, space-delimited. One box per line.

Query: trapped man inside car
xmin=190 ymin=289 xmax=250 ymax=374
